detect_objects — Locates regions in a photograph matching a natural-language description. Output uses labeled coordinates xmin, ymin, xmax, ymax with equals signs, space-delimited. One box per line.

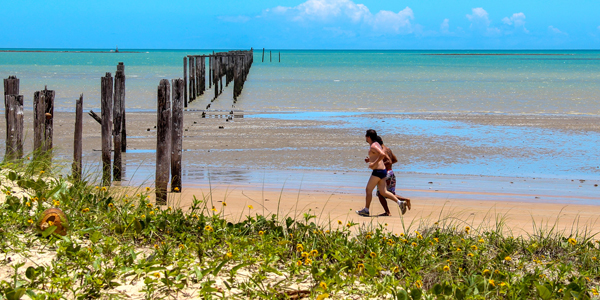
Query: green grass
xmin=0 ymin=159 xmax=599 ymax=300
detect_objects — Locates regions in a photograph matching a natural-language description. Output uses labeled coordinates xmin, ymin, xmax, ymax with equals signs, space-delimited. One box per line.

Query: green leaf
xmin=395 ymin=289 xmax=409 ymax=300
xmin=212 ymin=260 xmax=227 ymax=276
xmin=364 ymin=264 xmax=377 ymax=277
xmin=431 ymin=284 xmax=443 ymax=295
xmin=25 ymin=267 xmax=37 ymax=280
xmin=410 ymin=288 xmax=422 ymax=300
xmin=134 ymin=219 xmax=142 ymax=234
xmin=42 ymin=226 xmax=57 ymax=238
xmin=535 ymin=283 xmax=553 ymax=300
xmin=5 ymin=287 xmax=26 ymax=300
xmin=8 ymin=171 xmax=17 ymax=181
xmin=231 ymin=262 xmax=249 ymax=274
xmin=90 ymin=231 xmax=101 ymax=244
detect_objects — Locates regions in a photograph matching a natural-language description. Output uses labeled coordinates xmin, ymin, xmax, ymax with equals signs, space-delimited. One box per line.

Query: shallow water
xmin=2 ymin=50 xmax=600 ymax=115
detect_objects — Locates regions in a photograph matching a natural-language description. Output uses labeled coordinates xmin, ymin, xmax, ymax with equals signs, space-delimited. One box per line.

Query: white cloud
xmin=370 ymin=7 xmax=414 ymax=34
xmin=466 ymin=8 xmax=490 ymax=28
xmin=466 ymin=8 xmax=500 ymax=36
xmin=502 ymin=12 xmax=528 ymax=33
xmin=440 ymin=18 xmax=450 ymax=33
xmin=548 ymin=25 xmax=567 ymax=35
xmin=267 ymin=0 xmax=414 ymax=34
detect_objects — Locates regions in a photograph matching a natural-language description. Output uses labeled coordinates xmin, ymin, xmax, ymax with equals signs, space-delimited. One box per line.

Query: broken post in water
xmin=72 ymin=94 xmax=83 ymax=180
xmin=43 ymin=87 xmax=55 ymax=154
xmin=116 ymin=62 xmax=127 ymax=153
xmin=5 ymin=95 xmax=24 ymax=161
xmin=101 ymin=73 xmax=113 ymax=186
xmin=33 ymin=91 xmax=45 ymax=157
xmin=156 ymin=79 xmax=171 ymax=205
xmin=171 ymin=79 xmax=184 ymax=193
xmin=4 ymin=76 xmax=19 ymax=158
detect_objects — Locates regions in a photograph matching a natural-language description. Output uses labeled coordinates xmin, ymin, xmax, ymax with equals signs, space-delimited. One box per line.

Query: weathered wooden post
xmin=101 ymin=73 xmax=113 ymax=186
xmin=270 ymin=51 xmax=272 ymax=62
xmin=171 ymin=79 xmax=183 ymax=193
xmin=5 ymin=95 xmax=23 ymax=160
xmin=214 ymin=56 xmax=219 ymax=100
xmin=72 ymin=94 xmax=83 ymax=180
xmin=113 ymin=65 xmax=125 ymax=181
xmin=200 ymin=56 xmax=205 ymax=95
xmin=196 ymin=56 xmax=201 ymax=97
xmin=4 ymin=76 xmax=19 ymax=155
xmin=116 ymin=62 xmax=127 ymax=153
xmin=156 ymin=79 xmax=171 ymax=205
xmin=183 ymin=56 xmax=188 ymax=107
xmin=262 ymin=48 xmax=265 ymax=62
xmin=43 ymin=87 xmax=55 ymax=154
xmin=209 ymin=56 xmax=212 ymax=88
xmin=279 ymin=52 xmax=281 ymax=62
xmin=190 ymin=56 xmax=196 ymax=101
xmin=33 ymin=91 xmax=45 ymax=156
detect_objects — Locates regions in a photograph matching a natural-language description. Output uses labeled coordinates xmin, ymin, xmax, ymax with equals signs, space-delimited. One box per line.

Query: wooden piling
xmin=113 ymin=66 xmax=124 ymax=181
xmin=196 ymin=56 xmax=201 ymax=97
xmin=270 ymin=51 xmax=272 ymax=62
xmin=43 ymin=87 xmax=55 ymax=154
xmin=5 ymin=95 xmax=23 ymax=160
xmin=189 ymin=56 xmax=195 ymax=102
xmin=279 ymin=52 xmax=281 ymax=62
xmin=33 ymin=91 xmax=45 ymax=156
xmin=214 ymin=56 xmax=219 ymax=100
xmin=4 ymin=76 xmax=19 ymax=156
xmin=101 ymin=73 xmax=113 ymax=186
xmin=72 ymin=94 xmax=83 ymax=180
xmin=209 ymin=56 xmax=212 ymax=88
xmin=262 ymin=48 xmax=265 ymax=62
xmin=200 ymin=56 xmax=205 ymax=95
xmin=183 ymin=56 xmax=188 ymax=107
xmin=171 ymin=79 xmax=183 ymax=193
xmin=156 ymin=79 xmax=171 ymax=205
xmin=116 ymin=62 xmax=127 ymax=153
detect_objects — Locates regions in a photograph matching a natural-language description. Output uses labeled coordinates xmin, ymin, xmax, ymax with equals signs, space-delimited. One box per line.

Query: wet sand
xmin=1 ymin=110 xmax=599 ymax=234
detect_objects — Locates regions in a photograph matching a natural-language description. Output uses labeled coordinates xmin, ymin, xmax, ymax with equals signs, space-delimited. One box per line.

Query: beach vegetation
xmin=0 ymin=159 xmax=599 ymax=299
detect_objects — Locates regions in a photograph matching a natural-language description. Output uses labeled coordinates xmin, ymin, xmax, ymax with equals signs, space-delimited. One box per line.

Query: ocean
xmin=1 ymin=49 xmax=600 ymax=115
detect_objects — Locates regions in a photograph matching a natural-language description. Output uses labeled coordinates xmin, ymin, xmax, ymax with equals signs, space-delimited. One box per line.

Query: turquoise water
xmin=1 ymin=49 xmax=600 ymax=115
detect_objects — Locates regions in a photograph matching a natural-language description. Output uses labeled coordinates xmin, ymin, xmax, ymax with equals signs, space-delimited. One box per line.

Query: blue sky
xmin=2 ymin=0 xmax=599 ymax=49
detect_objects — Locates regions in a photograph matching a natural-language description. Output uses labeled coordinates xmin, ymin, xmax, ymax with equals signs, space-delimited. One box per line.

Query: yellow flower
xmin=141 ymin=214 xmax=146 ymax=219
xmin=456 ymin=248 xmax=462 ymax=252
xmin=32 ymin=197 xmax=39 ymax=202
xmin=27 ymin=219 xmax=33 ymax=225
xmin=226 ymin=252 xmax=233 ymax=259
xmin=467 ymin=253 xmax=474 ymax=257
xmin=205 ymin=225 xmax=213 ymax=232
xmin=53 ymin=200 xmax=60 ymax=207
xmin=248 ymin=205 xmax=253 ymax=209
xmin=82 ymin=208 xmax=90 ymax=213
xmin=304 ymin=258 xmax=312 ymax=265
xmin=488 ymin=279 xmax=495 ymax=287
xmin=495 ymin=269 xmax=500 ymax=274
xmin=417 ymin=234 xmax=423 ymax=240
xmin=411 ymin=242 xmax=417 ymax=247
xmin=483 ymin=269 xmax=490 ymax=275
xmin=296 ymin=260 xmax=303 ymax=266
xmin=465 ymin=226 xmax=470 ymax=233
xmin=222 ymin=202 xmax=227 ymax=206
xmin=357 ymin=263 xmax=365 ymax=270
xmin=88 ymin=247 xmax=93 ymax=253
xmin=311 ymin=250 xmax=319 ymax=257
xmin=130 ymin=204 xmax=135 ymax=208
xmin=154 ymin=244 xmax=159 ymax=249
xmin=47 ymin=221 xmax=54 ymax=226
xmin=433 ymin=237 xmax=439 ymax=243
xmin=259 ymin=231 xmax=264 ymax=236
xmin=319 ymin=282 xmax=327 ymax=290
xmin=40 ymin=170 xmax=45 ymax=175
xmin=167 ymin=206 xmax=172 ymax=211
xmin=174 ymin=187 xmax=179 ymax=192
xmin=400 ymin=233 xmax=405 ymax=237
xmin=338 ymin=220 xmax=342 ymax=225
xmin=568 ymin=238 xmax=577 ymax=246
xmin=414 ymin=280 xmax=423 ymax=288
xmin=108 ymin=203 xmax=114 ymax=208
xmin=443 ymin=265 xmax=450 ymax=272
xmin=592 ymin=288 xmax=598 ymax=296
xmin=145 ymin=187 xmax=151 ymax=191
xmin=25 ymin=202 xmax=31 ymax=207
xmin=179 ymin=244 xmax=185 ymax=250
xmin=504 ymin=256 xmax=512 ymax=262
xmin=146 ymin=203 xmax=153 ymax=208
xmin=479 ymin=238 xmax=485 ymax=243
xmin=415 ymin=230 xmax=420 ymax=235
xmin=585 ymin=277 xmax=590 ymax=282
xmin=365 ymin=234 xmax=371 ymax=239
xmin=500 ymin=282 xmax=507 ymax=287
xmin=149 ymin=211 xmax=154 ymax=215
xmin=471 ymin=245 xmax=478 ymax=250
xmin=296 ymin=244 xmax=304 ymax=252
xmin=392 ymin=266 xmax=400 ymax=273
xmin=153 ymin=273 xmax=160 ymax=278
xmin=101 ymin=186 xmax=107 ymax=192
xmin=302 ymin=252 xmax=309 ymax=258
xmin=346 ymin=222 xmax=351 ymax=228
xmin=94 ymin=186 xmax=99 ymax=189
xmin=592 ymin=257 xmax=597 ymax=261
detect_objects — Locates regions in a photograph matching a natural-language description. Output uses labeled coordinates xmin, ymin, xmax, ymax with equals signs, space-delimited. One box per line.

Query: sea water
xmin=1 ymin=49 xmax=600 ymax=115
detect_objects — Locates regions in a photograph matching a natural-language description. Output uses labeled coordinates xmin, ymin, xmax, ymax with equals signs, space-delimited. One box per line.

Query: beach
xmin=2 ymin=109 xmax=599 ymax=235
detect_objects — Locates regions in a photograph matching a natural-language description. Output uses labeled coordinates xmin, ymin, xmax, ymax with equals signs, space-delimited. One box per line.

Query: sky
xmin=1 ymin=0 xmax=600 ymax=49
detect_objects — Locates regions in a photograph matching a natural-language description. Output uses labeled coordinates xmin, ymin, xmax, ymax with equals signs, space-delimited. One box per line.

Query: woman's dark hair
xmin=375 ymin=136 xmax=384 ymax=145
xmin=365 ymin=129 xmax=378 ymax=142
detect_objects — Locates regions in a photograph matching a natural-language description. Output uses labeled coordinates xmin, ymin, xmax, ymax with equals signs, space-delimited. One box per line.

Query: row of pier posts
xmin=183 ymin=49 xmax=253 ymax=105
